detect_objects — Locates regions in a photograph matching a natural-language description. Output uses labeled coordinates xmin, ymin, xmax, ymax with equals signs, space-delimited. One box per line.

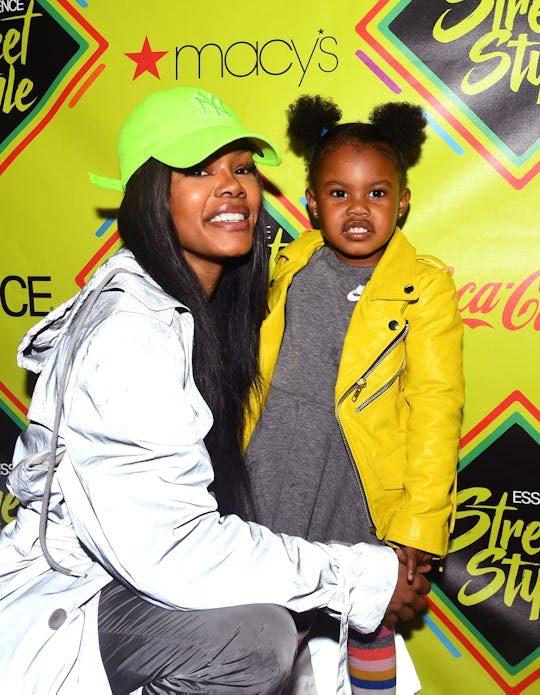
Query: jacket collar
xmin=275 ymin=227 xmax=419 ymax=302
xmin=366 ymin=228 xmax=419 ymax=301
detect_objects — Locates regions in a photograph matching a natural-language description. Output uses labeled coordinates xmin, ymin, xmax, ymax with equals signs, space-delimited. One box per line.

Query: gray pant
xmin=98 ymin=581 xmax=297 ymax=695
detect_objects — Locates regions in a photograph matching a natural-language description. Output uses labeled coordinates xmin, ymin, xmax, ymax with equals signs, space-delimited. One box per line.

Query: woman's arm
xmin=58 ymin=308 xmax=399 ymax=632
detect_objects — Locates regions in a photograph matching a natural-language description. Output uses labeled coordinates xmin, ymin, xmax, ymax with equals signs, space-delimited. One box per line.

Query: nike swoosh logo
xmin=347 ymin=284 xmax=365 ymax=302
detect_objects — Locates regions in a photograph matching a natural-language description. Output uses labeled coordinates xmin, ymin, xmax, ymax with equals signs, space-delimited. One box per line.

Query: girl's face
xmin=170 ymin=143 xmax=262 ymax=294
xmin=306 ymin=142 xmax=410 ymax=266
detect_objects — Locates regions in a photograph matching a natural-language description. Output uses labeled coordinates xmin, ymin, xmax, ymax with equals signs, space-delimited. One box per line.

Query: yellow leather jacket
xmin=246 ymin=228 xmax=464 ymax=557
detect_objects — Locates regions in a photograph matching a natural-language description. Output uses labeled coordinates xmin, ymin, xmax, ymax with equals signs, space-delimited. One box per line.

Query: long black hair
xmin=117 ymin=157 xmax=268 ymax=516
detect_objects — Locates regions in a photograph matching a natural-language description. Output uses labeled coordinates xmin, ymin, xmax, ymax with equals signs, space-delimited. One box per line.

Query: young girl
xmin=245 ymin=95 xmax=464 ymax=693
xmin=0 ymin=87 xmax=430 ymax=695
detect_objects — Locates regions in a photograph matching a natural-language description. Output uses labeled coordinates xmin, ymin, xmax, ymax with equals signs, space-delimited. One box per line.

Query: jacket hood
xmin=17 ymin=248 xmax=182 ymax=374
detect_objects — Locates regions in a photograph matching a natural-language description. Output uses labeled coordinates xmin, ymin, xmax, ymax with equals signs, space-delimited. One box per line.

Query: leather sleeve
xmin=385 ymin=262 xmax=464 ymax=556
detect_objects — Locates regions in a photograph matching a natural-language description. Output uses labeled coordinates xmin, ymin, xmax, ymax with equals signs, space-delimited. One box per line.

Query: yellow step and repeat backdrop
xmin=0 ymin=2 xmax=538 ymax=693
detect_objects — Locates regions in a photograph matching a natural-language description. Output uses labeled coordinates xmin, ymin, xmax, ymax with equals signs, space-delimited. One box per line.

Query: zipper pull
xmin=351 ymin=378 xmax=367 ymax=402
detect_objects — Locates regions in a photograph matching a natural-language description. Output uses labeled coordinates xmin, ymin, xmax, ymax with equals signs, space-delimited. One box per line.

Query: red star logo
xmin=125 ymin=36 xmax=168 ymax=80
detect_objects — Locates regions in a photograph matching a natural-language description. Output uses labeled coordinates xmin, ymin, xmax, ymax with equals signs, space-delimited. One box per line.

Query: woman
xmin=0 ymin=87 xmax=429 ymax=694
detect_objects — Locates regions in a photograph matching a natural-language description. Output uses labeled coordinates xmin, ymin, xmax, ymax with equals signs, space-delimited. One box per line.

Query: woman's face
xmin=170 ymin=142 xmax=263 ymax=294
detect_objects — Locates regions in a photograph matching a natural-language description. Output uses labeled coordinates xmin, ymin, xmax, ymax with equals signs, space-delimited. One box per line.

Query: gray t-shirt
xmin=246 ymin=246 xmax=375 ymax=544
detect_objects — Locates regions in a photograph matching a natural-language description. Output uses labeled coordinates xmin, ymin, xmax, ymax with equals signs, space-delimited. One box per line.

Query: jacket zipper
xmin=335 ymin=322 xmax=409 ymax=533
xmin=335 ymin=411 xmax=375 ymax=533
xmin=350 ymin=323 xmax=409 ymax=404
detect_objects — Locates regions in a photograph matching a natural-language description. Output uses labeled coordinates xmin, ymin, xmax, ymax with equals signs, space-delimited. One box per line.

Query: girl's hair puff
xmin=286 ymin=95 xmax=427 ymax=188
xmin=369 ymin=102 xmax=427 ymax=172
xmin=286 ymin=94 xmax=342 ymax=158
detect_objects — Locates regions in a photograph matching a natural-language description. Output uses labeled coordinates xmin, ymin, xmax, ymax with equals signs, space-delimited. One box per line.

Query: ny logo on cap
xmin=193 ymin=91 xmax=233 ymax=121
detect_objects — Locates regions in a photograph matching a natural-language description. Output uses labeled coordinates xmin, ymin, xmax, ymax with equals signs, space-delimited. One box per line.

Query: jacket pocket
xmin=373 ymin=443 xmax=406 ymax=490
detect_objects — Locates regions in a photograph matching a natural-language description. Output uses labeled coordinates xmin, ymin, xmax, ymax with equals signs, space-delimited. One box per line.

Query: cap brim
xmin=88 ymin=172 xmax=124 ymax=191
xmin=154 ymin=126 xmax=282 ymax=170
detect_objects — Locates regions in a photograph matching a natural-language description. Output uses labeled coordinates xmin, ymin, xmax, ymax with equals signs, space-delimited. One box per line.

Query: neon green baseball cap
xmin=89 ymin=87 xmax=281 ymax=191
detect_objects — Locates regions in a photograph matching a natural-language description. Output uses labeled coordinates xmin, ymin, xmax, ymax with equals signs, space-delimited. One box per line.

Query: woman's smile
xmin=207 ymin=204 xmax=251 ymax=226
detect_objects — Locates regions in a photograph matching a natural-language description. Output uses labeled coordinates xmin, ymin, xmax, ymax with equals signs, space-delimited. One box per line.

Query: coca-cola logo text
xmin=457 ymin=269 xmax=540 ymax=330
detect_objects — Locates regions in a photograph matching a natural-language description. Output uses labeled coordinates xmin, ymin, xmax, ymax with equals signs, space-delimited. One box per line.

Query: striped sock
xmin=348 ymin=625 xmax=396 ymax=694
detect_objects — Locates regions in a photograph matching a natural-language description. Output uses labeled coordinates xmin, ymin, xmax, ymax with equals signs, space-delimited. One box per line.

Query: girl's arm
xmin=386 ymin=263 xmax=464 ymax=557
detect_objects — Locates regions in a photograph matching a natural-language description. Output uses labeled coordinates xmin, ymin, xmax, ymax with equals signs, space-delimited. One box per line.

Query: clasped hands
xmin=383 ymin=545 xmax=432 ymax=627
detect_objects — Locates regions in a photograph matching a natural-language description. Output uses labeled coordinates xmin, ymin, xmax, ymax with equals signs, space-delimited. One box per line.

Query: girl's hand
xmin=395 ymin=546 xmax=433 ymax=582
xmin=382 ymin=561 xmax=431 ymax=627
